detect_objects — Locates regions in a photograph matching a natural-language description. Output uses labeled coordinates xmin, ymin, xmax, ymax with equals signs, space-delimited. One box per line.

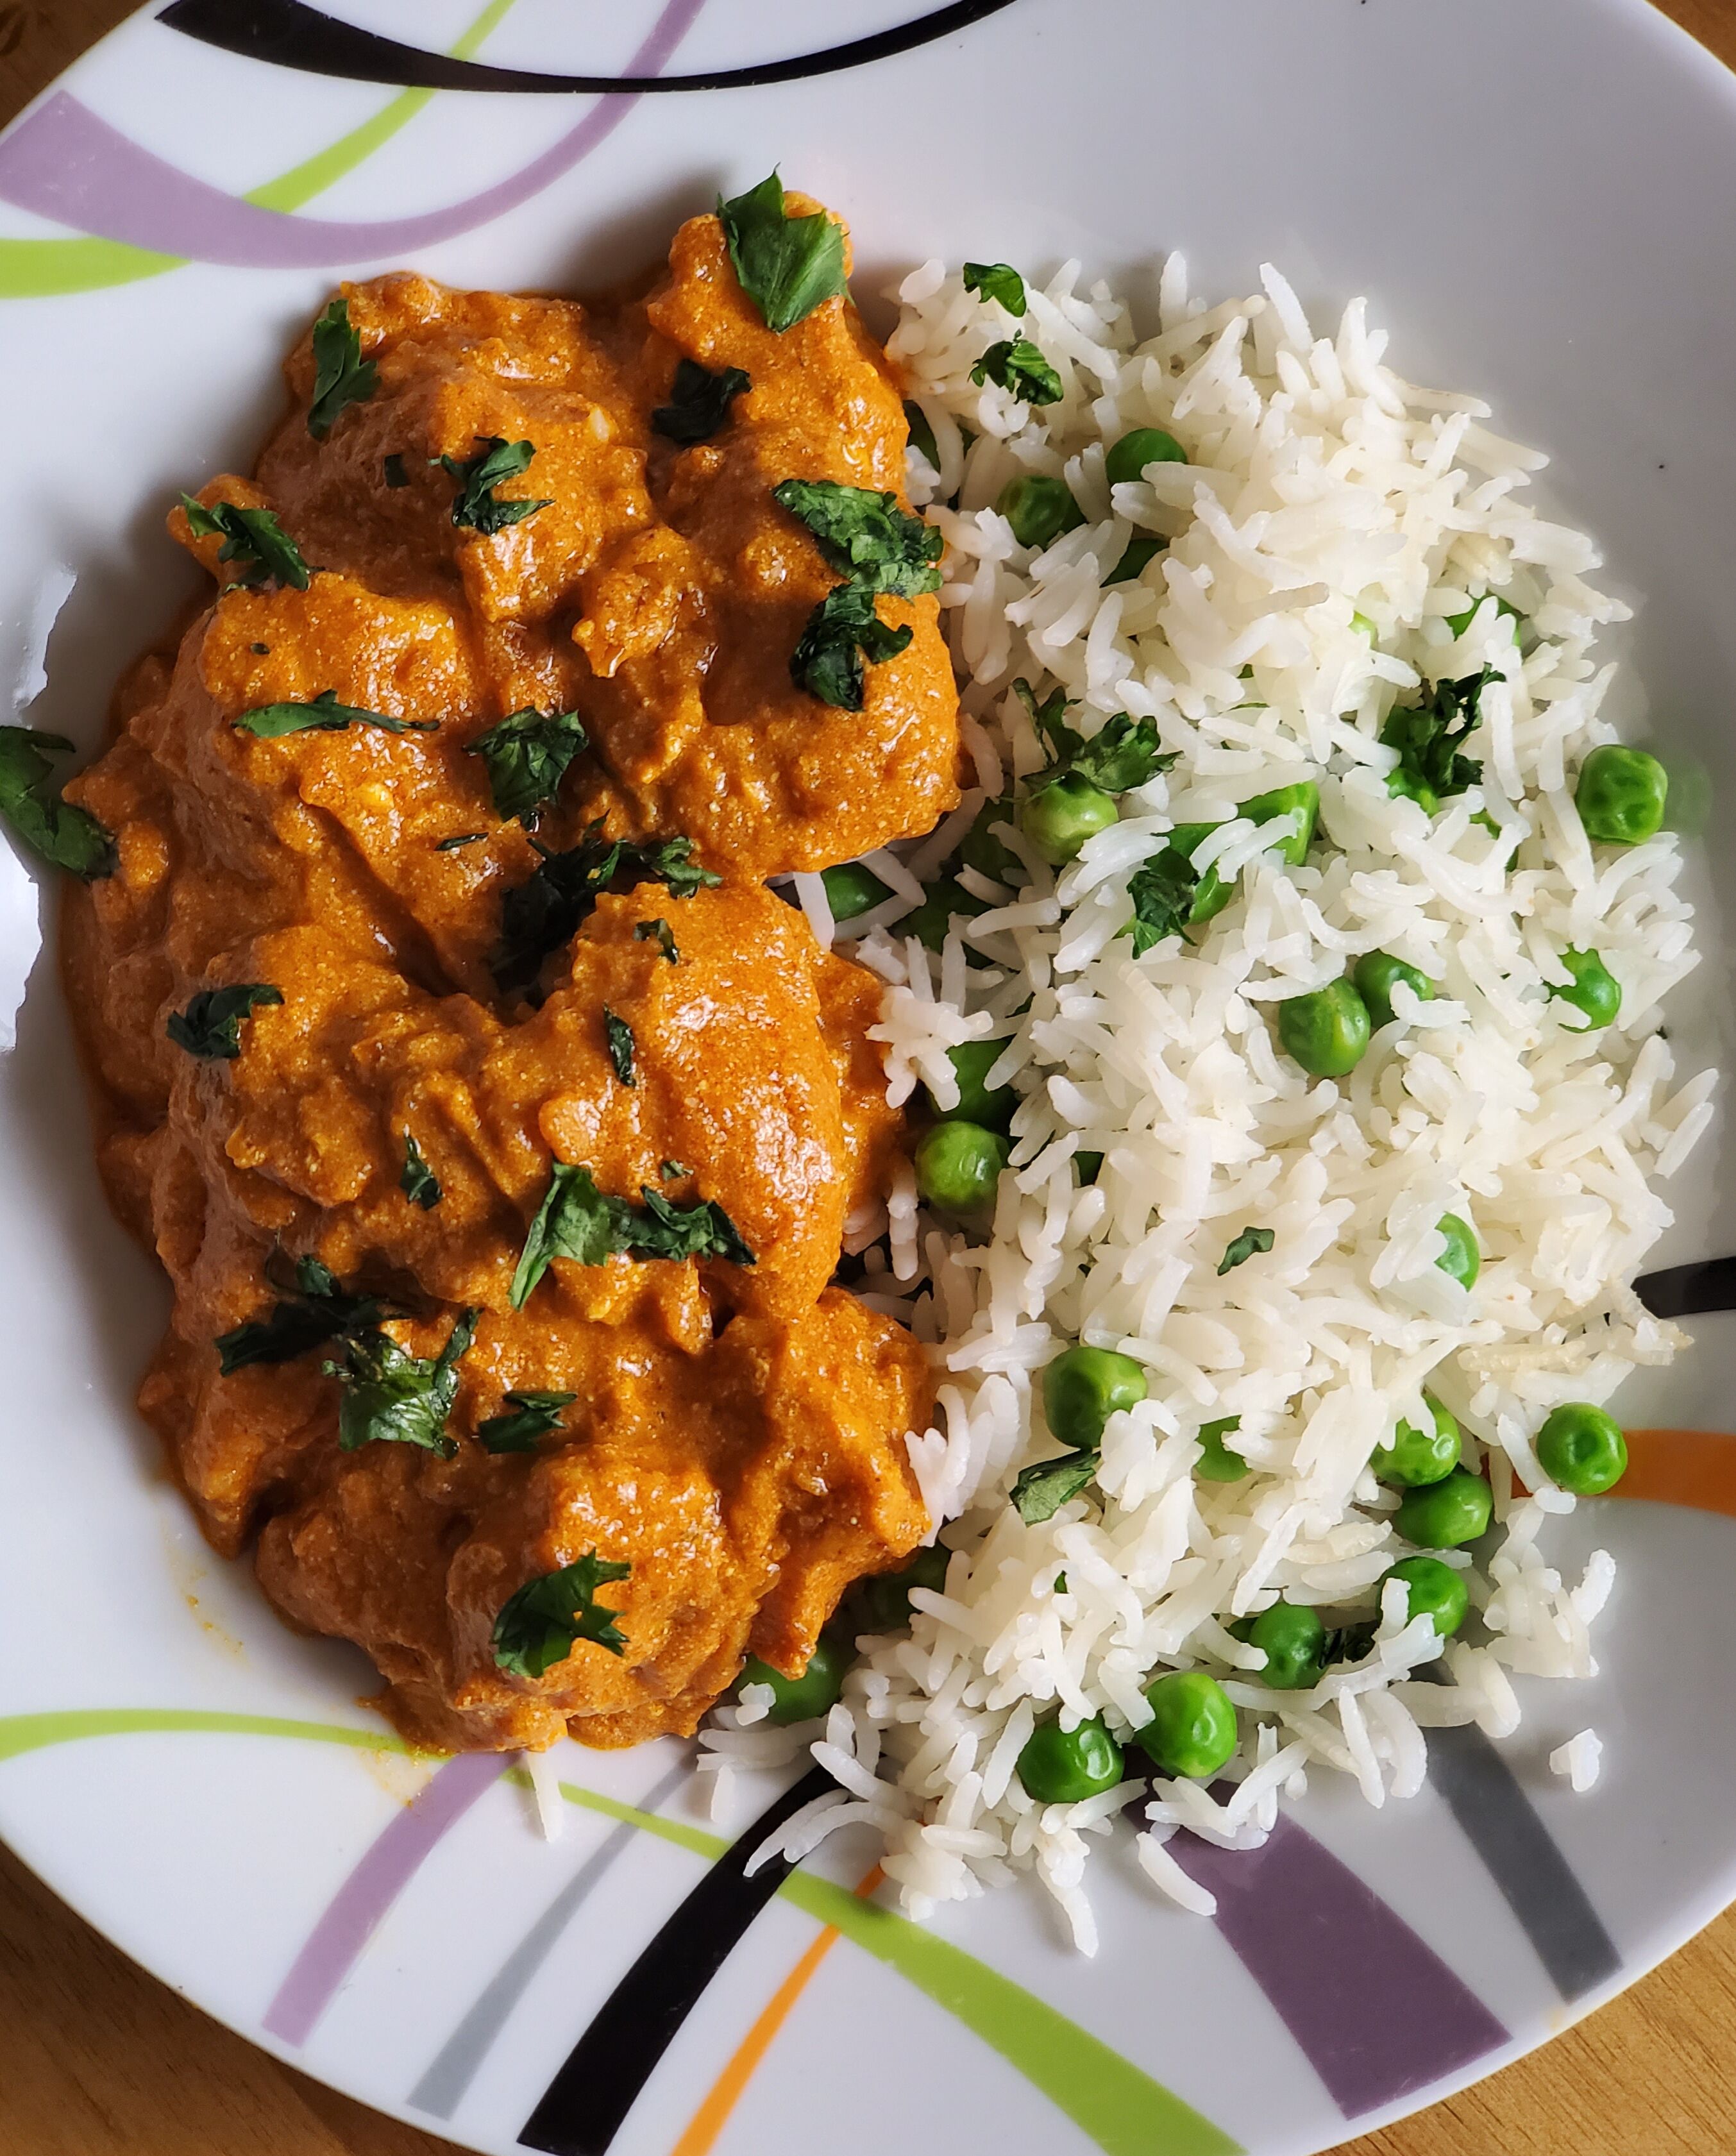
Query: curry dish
xmin=61 ymin=185 xmax=955 ymax=1754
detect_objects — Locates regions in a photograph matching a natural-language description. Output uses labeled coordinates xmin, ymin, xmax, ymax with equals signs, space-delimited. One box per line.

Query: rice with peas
xmin=700 ymin=251 xmax=1716 ymax=1950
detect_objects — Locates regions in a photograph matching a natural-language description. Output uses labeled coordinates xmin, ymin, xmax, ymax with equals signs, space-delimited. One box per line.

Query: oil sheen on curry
xmin=60 ymin=180 xmax=957 ymax=1755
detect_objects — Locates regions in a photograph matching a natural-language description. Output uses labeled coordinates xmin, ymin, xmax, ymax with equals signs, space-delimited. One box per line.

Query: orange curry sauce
xmin=60 ymin=194 xmax=957 ymax=1753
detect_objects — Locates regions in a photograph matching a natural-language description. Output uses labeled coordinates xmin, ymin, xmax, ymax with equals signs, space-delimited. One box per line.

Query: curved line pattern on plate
xmin=262 ymin=1750 xmax=513 ymax=2046
xmin=0 ymin=1711 xmax=1236 ymax=2156
xmin=156 ymin=0 xmax=1024 ymax=96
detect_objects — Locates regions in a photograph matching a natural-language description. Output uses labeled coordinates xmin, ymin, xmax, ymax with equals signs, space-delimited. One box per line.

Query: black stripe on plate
xmin=1633 ymin=1254 xmax=1736 ymax=1320
xmin=156 ymin=0 xmax=1023 ymax=95
xmin=518 ymin=1762 xmax=835 ymax=2156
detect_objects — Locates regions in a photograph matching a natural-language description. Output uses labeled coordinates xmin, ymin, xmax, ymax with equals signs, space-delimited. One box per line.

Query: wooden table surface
xmin=5 ymin=2 xmax=1736 ymax=2150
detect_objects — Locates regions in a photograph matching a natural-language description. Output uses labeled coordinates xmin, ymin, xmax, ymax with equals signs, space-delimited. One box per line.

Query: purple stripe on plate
xmin=264 ymin=1750 xmax=510 ymax=2046
xmin=1171 ymin=1813 xmax=1508 ymax=2118
xmin=0 ymin=0 xmax=706 ymax=270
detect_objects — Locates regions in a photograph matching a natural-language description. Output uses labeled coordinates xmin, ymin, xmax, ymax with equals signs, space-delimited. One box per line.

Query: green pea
xmin=904 ymin=876 xmax=989 ymax=953
xmin=1536 ymin=1402 xmax=1628 ymax=1495
xmin=1372 ymin=1395 xmax=1462 ymax=1488
xmin=1381 ymin=1554 xmax=1470 ymax=1637
xmin=1351 ymin=610 xmax=1378 ymax=643
xmin=1020 ymin=773 xmax=1119 ymax=865
xmin=1242 ymin=780 xmax=1319 ymax=864
xmin=1134 ymin=1669 xmax=1238 ymax=1778
xmin=820 ymin=861 xmax=891 ymax=922
xmin=739 ymin=1634 xmax=852 ymax=1724
xmin=1104 ymin=533 xmax=1165 ymax=585
xmin=1165 ymin=821 xmax=1233 ymax=923
xmin=1387 ymin=766 xmax=1440 ymax=815
xmin=1445 ymin=593 xmax=1524 ymax=643
xmin=854 ymin=1544 xmax=950 ymax=1633
xmin=961 ymin=798 xmax=1024 ymax=884
xmin=1352 ymin=950 xmax=1435 ymax=1029
xmin=1104 ymin=426 xmax=1187 ymax=488
xmin=1043 ymin=1343 xmax=1149 ymax=1451
xmin=914 ymin=1120 xmax=1009 ymax=1214
xmin=1196 ymin=1415 xmax=1249 ymax=1483
xmin=1435 ymin=1212 xmax=1480 ymax=1289
xmin=1394 ymin=1467 xmax=1492 ymax=1549
xmin=1016 ymin=1713 xmax=1127 ymax=1803
xmin=927 ymin=1038 xmax=1015 ymax=1128
xmin=1240 ymin=1599 xmax=1327 ymax=1690
xmin=1277 ymin=978 xmax=1372 ymax=1078
xmin=1575 ymin=743 xmax=1668 ymax=845
xmin=1549 ymin=947 xmax=1621 ymax=1032
xmin=997 ymin=473 xmax=1085 ymax=550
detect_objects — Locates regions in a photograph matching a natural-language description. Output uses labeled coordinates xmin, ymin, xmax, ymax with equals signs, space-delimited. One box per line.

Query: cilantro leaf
xmin=1125 ymin=848 xmax=1201 ymax=956
xmin=494 ymin=826 xmax=720 ymax=998
xmin=1017 ymin=683 xmax=1174 ymax=794
xmin=716 ymin=172 xmax=847 ymax=333
xmin=510 ymin=1160 xmax=754 ymax=1308
xmin=1011 ymin=1447 xmax=1100 ymax=1524
xmin=1379 ymin=668 xmax=1494 ymax=813
xmin=772 ymin=479 xmax=943 ymax=598
xmin=902 ymin=400 xmax=940 ymax=471
xmin=969 ymin=337 xmax=1063 ymax=407
xmin=437 ymin=437 xmax=552 ymax=535
xmin=382 ymin=453 xmax=409 ymax=489
xmin=636 ymin=918 xmax=678 ymax=963
xmin=661 ymin=1159 xmax=689 ymax=1179
xmin=963 ymin=262 xmax=1028 ymax=316
xmin=180 ymin=496 xmax=312 ymax=590
xmin=492 ymin=1550 xmax=630 ymax=1677
xmin=325 ymin=1306 xmax=478 ymax=1456
xmin=307 ymin=296 xmax=378 ymax=440
xmin=466 ymin=707 xmax=587 ymax=826
xmin=400 ymin=1133 xmax=442 ymax=1209
xmin=234 ymin=689 xmax=438 ymax=738
xmin=476 ymin=1388 xmax=577 ymax=1455
xmin=603 ymin=1007 xmax=635 ymax=1087
xmin=0 ymin=727 xmax=115 ymax=879
xmin=436 ymin=832 xmax=485 ymax=851
xmin=166 ymin=982 xmax=283 ymax=1060
xmin=652 ymin=357 xmax=750 ymax=445
xmin=790 ymin=584 xmax=913 ymax=711
xmin=1218 ymin=1225 xmax=1274 ymax=1276
xmin=215 ymin=1254 xmax=383 ymax=1375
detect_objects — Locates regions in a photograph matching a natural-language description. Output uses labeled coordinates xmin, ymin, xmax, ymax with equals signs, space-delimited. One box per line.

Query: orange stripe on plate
xmin=667 ymin=1865 xmax=884 ymax=2156
xmin=1614 ymin=1428 xmax=1736 ymax=1517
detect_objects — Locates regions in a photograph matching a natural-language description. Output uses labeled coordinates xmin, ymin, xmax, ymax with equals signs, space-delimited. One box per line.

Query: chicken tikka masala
xmin=58 ymin=178 xmax=957 ymax=1755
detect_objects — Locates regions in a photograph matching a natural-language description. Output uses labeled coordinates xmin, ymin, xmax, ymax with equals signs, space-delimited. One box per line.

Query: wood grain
xmin=2 ymin=4 xmax=1733 ymax=2152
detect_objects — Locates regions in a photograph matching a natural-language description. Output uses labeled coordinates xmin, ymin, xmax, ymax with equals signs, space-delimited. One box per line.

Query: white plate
xmin=3 ymin=4 xmax=1736 ymax=2153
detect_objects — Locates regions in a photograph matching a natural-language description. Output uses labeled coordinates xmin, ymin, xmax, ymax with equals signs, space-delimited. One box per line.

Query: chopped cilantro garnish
xmin=492 ymin=1551 xmax=630 ymax=1676
xmin=716 ymin=171 xmax=847 ymax=333
xmin=466 ymin=707 xmax=587 ymax=826
xmin=166 ymin=982 xmax=282 ymax=1060
xmin=234 ymin=690 xmax=438 ymax=739
xmin=652 ymin=357 xmax=750 ymax=444
xmin=603 ymin=1007 xmax=635 ymax=1088
xmin=436 ymin=832 xmax=485 ymax=851
xmin=902 ymin=400 xmax=940 ymax=471
xmin=476 ymin=1388 xmax=577 ymax=1455
xmin=307 ymin=297 xmax=378 ymax=440
xmin=1018 ymin=680 xmax=1175 ymax=793
xmin=970 ymin=337 xmax=1063 ymax=407
xmin=772 ymin=479 xmax=943 ymax=598
xmin=1012 ymin=1447 xmax=1100 ymax=1524
xmin=0 ymin=727 xmax=115 ymax=879
xmin=1125 ymin=848 xmax=1202 ymax=956
xmin=962 ymin=262 xmax=1027 ymax=315
xmin=1218 ymin=1225 xmax=1274 ymax=1276
xmin=790 ymin=584 xmax=913 ymax=711
xmin=400 ymin=1133 xmax=442 ymax=1209
xmin=437 ymin=437 xmax=552 ymax=535
xmin=179 ymin=496 xmax=311 ymax=590
xmin=214 ymin=1254 xmax=384 ymax=1376
xmin=494 ymin=826 xmax=720 ymax=998
xmin=510 ymin=1160 xmax=754 ymax=1308
xmin=1379 ymin=668 xmax=1495 ymax=814
xmin=636 ymin=918 xmax=678 ymax=963
xmin=325 ymin=1306 xmax=477 ymax=1456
